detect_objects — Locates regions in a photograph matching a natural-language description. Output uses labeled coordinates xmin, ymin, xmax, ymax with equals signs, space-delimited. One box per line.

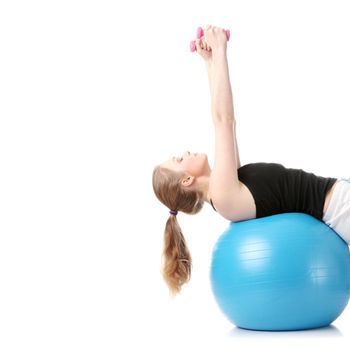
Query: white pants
xmin=323 ymin=178 xmax=350 ymax=245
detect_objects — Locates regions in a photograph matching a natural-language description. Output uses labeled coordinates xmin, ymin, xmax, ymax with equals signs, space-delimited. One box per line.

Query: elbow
xmin=212 ymin=114 xmax=236 ymax=125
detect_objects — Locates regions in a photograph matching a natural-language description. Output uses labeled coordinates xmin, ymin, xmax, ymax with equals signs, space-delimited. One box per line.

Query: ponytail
xmin=162 ymin=215 xmax=192 ymax=295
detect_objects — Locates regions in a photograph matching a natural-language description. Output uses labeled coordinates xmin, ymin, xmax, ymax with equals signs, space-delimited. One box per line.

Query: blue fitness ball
xmin=210 ymin=213 xmax=350 ymax=331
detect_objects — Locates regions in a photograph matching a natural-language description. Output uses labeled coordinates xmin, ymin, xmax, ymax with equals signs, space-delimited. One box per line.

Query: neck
xmin=195 ymin=173 xmax=211 ymax=204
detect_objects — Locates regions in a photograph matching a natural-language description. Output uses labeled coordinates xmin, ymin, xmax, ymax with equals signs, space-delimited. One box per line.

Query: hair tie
xmin=169 ymin=210 xmax=178 ymax=216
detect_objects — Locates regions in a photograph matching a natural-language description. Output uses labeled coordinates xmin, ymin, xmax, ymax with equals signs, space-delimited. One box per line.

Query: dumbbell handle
xmin=190 ymin=27 xmax=230 ymax=52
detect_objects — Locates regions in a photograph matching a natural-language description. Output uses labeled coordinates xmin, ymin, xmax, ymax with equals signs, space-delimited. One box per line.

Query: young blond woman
xmin=152 ymin=25 xmax=349 ymax=295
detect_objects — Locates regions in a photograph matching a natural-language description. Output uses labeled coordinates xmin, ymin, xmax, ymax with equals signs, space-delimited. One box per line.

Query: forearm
xmin=209 ymin=50 xmax=235 ymax=123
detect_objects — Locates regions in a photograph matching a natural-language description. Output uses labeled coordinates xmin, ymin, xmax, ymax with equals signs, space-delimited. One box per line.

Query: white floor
xmin=123 ymin=288 xmax=350 ymax=350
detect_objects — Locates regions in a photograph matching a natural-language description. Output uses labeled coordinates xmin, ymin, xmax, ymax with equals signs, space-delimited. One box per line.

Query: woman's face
xmin=161 ymin=151 xmax=211 ymax=177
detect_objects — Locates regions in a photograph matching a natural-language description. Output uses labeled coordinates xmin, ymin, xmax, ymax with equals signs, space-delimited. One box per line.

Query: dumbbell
xmin=190 ymin=27 xmax=230 ymax=52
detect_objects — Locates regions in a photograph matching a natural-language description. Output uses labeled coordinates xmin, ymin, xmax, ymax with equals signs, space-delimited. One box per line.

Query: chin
xmin=198 ymin=152 xmax=207 ymax=158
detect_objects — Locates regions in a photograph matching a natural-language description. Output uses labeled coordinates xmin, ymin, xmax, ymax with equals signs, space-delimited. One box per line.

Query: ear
xmin=181 ymin=175 xmax=195 ymax=187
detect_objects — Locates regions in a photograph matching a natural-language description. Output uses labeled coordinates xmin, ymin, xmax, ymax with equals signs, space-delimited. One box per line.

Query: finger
xmin=204 ymin=25 xmax=212 ymax=37
xmin=195 ymin=38 xmax=203 ymax=52
xmin=196 ymin=38 xmax=209 ymax=55
xmin=200 ymin=37 xmax=207 ymax=50
xmin=214 ymin=26 xmax=222 ymax=35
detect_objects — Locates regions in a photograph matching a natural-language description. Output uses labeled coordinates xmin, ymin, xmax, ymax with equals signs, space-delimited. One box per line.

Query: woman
xmin=152 ymin=25 xmax=350 ymax=295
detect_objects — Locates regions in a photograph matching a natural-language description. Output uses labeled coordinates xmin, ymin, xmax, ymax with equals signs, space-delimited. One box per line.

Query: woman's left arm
xmin=204 ymin=54 xmax=241 ymax=169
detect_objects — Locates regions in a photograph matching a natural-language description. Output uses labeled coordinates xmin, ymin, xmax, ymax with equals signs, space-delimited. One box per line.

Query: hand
xmin=203 ymin=25 xmax=228 ymax=53
xmin=195 ymin=36 xmax=212 ymax=63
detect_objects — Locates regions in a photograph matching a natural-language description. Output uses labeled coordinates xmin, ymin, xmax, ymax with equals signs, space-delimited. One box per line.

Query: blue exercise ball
xmin=210 ymin=213 xmax=350 ymax=331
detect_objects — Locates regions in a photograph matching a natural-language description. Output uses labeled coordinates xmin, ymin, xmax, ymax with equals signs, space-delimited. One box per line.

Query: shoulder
xmin=209 ymin=180 xmax=256 ymax=222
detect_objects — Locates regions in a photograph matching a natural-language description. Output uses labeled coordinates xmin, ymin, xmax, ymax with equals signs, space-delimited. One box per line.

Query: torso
xmin=323 ymin=179 xmax=340 ymax=216
xmin=212 ymin=179 xmax=340 ymax=222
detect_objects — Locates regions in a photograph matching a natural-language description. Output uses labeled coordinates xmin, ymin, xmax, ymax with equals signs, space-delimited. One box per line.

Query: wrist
xmin=212 ymin=47 xmax=227 ymax=60
xmin=205 ymin=59 xmax=212 ymax=70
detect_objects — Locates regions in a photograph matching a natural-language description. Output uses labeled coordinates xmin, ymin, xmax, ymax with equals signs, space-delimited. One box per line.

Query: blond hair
xmin=152 ymin=166 xmax=204 ymax=295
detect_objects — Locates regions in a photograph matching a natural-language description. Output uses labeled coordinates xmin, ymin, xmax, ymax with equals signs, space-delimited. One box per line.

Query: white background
xmin=1 ymin=0 xmax=350 ymax=349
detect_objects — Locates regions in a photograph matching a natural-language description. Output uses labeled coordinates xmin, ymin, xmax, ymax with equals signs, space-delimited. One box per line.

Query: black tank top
xmin=211 ymin=162 xmax=338 ymax=221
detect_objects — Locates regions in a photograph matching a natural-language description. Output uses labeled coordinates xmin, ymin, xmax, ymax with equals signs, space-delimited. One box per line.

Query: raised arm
xmin=195 ymin=27 xmax=241 ymax=201
xmin=206 ymin=54 xmax=241 ymax=170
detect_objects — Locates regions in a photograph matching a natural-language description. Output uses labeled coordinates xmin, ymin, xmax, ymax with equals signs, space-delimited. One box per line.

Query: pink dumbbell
xmin=190 ymin=26 xmax=230 ymax=52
